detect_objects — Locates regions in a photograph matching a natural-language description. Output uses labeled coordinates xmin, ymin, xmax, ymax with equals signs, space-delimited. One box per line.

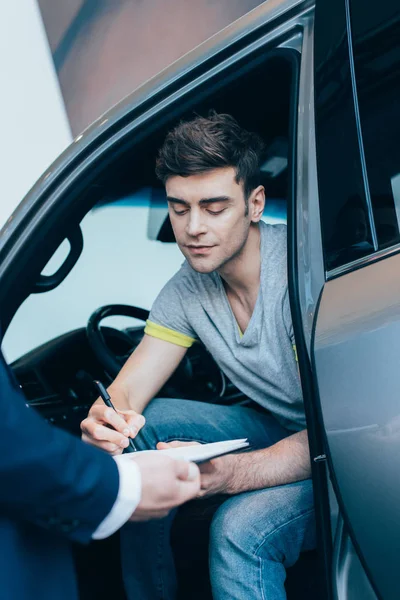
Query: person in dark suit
xmin=0 ymin=348 xmax=200 ymax=600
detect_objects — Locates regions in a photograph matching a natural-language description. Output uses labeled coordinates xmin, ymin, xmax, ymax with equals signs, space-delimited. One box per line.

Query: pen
xmin=93 ymin=380 xmax=137 ymax=452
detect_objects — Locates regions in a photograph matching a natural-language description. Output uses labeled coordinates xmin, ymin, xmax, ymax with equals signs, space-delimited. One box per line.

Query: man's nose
xmin=186 ymin=211 xmax=207 ymax=237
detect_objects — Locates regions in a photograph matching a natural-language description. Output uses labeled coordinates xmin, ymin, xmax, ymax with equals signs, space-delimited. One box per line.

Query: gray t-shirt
xmin=145 ymin=221 xmax=304 ymax=432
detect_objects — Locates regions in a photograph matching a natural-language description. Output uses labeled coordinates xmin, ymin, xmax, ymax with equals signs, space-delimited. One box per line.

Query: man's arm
xmin=81 ymin=334 xmax=187 ymax=453
xmin=203 ymin=429 xmax=310 ymax=496
xmin=215 ymin=429 xmax=310 ymax=495
xmin=160 ymin=429 xmax=311 ymax=497
xmin=0 ymin=348 xmax=200 ymax=541
xmin=0 ymin=349 xmax=119 ymax=543
xmin=108 ymin=334 xmax=188 ymax=413
xmin=93 ymin=453 xmax=200 ymax=537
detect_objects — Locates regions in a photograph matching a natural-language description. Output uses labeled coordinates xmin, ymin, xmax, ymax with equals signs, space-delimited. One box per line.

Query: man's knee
xmin=210 ymin=483 xmax=316 ymax=567
xmin=210 ymin=495 xmax=257 ymax=559
xmin=209 ymin=492 xmax=284 ymax=557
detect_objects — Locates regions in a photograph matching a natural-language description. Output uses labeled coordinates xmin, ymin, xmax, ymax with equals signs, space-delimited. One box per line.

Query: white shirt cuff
xmin=92 ymin=454 xmax=142 ymax=540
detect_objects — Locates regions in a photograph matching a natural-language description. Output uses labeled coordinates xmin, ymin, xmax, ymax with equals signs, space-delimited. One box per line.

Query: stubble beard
xmin=181 ymin=232 xmax=249 ymax=275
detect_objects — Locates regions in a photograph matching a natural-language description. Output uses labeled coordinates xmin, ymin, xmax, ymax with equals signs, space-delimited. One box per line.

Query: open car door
xmin=313 ymin=0 xmax=400 ymax=599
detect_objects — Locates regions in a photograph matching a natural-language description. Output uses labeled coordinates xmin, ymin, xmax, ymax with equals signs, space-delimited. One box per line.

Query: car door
xmin=313 ymin=0 xmax=400 ymax=599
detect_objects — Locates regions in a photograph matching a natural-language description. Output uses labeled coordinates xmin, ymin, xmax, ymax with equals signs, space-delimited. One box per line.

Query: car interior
xmin=3 ymin=50 xmax=323 ymax=598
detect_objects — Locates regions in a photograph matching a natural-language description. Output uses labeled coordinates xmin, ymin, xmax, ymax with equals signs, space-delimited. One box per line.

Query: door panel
xmin=332 ymin=515 xmax=377 ymax=600
xmin=313 ymin=253 xmax=400 ymax=599
xmin=313 ymin=0 xmax=400 ymax=597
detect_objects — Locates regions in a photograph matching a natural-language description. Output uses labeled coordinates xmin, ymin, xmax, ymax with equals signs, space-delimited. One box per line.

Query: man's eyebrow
xmin=166 ymin=196 xmax=189 ymax=205
xmin=199 ymin=196 xmax=232 ymax=206
xmin=166 ymin=196 xmax=232 ymax=205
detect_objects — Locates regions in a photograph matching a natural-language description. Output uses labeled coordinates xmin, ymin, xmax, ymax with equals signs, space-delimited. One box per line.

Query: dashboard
xmin=12 ymin=326 xmax=245 ymax=436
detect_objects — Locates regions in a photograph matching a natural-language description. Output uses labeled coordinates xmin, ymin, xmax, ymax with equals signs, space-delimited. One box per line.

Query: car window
xmin=314 ymin=0 xmax=375 ymax=272
xmin=350 ymin=0 xmax=400 ymax=250
xmin=3 ymin=186 xmax=286 ymax=363
xmin=3 ymin=188 xmax=183 ymax=362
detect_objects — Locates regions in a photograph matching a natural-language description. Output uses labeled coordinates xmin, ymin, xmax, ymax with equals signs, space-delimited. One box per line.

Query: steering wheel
xmin=87 ymin=304 xmax=196 ymax=391
xmin=87 ymin=304 xmax=151 ymax=379
xmin=87 ymin=303 xmax=243 ymax=403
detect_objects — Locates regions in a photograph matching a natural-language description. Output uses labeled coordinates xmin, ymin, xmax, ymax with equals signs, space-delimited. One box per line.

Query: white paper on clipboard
xmin=132 ymin=438 xmax=249 ymax=463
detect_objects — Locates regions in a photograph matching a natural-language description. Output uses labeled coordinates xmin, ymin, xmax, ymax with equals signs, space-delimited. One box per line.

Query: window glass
xmin=3 ymin=182 xmax=286 ymax=361
xmin=350 ymin=0 xmax=400 ymax=249
xmin=3 ymin=189 xmax=183 ymax=362
xmin=4 ymin=184 xmax=287 ymax=363
xmin=314 ymin=0 xmax=374 ymax=271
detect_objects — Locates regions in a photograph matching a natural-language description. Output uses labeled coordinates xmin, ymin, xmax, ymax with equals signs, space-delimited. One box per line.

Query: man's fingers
xmin=156 ymin=440 xmax=200 ymax=449
xmin=81 ymin=434 xmax=122 ymax=455
xmin=81 ymin=419 xmax=130 ymax=448
xmin=157 ymin=442 xmax=167 ymax=449
xmin=186 ymin=462 xmax=200 ymax=481
xmin=174 ymin=459 xmax=189 ymax=480
xmin=123 ymin=412 xmax=146 ymax=438
xmin=177 ymin=473 xmax=201 ymax=503
xmin=175 ymin=460 xmax=200 ymax=482
xmin=90 ymin=403 xmax=132 ymax=435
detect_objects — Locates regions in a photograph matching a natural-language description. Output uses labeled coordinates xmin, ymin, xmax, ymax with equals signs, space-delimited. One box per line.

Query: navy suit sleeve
xmin=0 ymin=350 xmax=120 ymax=544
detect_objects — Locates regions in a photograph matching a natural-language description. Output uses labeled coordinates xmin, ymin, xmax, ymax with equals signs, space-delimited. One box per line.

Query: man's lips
xmin=185 ymin=245 xmax=215 ymax=255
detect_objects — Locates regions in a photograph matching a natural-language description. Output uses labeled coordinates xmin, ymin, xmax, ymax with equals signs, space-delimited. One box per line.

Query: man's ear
xmin=250 ymin=186 xmax=265 ymax=222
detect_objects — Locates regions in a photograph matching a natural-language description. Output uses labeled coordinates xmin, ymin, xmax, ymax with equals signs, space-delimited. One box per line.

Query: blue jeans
xmin=120 ymin=398 xmax=316 ymax=600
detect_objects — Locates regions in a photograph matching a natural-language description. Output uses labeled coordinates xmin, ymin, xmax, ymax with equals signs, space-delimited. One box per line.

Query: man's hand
xmin=158 ymin=429 xmax=311 ymax=496
xmin=81 ymin=402 xmax=145 ymax=455
xmin=126 ymin=453 xmax=201 ymax=521
xmin=196 ymin=454 xmax=236 ymax=497
xmin=80 ymin=336 xmax=189 ymax=454
xmin=157 ymin=441 xmax=236 ymax=498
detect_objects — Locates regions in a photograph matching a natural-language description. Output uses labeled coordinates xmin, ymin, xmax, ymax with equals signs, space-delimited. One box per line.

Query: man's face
xmin=166 ymin=167 xmax=264 ymax=273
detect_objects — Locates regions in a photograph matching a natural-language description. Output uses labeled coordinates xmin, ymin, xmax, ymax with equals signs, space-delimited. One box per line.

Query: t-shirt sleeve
xmin=144 ymin=273 xmax=198 ymax=348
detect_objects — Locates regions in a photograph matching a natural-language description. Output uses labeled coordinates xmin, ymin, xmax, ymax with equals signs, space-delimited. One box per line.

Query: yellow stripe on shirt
xmin=144 ymin=320 xmax=196 ymax=348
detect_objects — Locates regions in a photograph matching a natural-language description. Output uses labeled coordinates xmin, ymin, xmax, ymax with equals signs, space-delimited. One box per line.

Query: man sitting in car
xmin=81 ymin=111 xmax=316 ymax=600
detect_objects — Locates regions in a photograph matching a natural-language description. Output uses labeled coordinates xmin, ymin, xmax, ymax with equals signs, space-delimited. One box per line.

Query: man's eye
xmin=207 ymin=209 xmax=225 ymax=215
xmin=173 ymin=208 xmax=188 ymax=215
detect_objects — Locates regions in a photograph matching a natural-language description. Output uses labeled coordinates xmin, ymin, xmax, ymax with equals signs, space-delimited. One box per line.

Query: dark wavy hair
xmin=155 ymin=111 xmax=265 ymax=205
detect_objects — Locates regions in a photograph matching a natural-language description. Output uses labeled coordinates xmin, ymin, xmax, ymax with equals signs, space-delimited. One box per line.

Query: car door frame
xmin=311 ymin=0 xmax=400 ymax=598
